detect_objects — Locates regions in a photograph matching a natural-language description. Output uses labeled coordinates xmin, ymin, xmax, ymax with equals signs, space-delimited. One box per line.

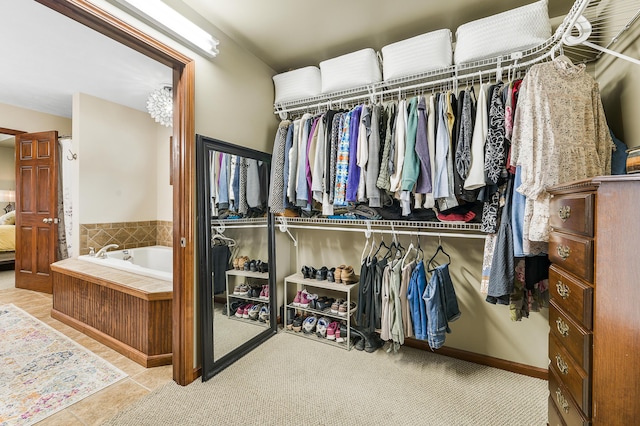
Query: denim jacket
xmin=423 ymin=263 xmax=461 ymax=350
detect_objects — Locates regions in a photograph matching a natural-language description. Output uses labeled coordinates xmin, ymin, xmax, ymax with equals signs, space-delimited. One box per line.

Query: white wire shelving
xmin=273 ymin=0 xmax=640 ymax=118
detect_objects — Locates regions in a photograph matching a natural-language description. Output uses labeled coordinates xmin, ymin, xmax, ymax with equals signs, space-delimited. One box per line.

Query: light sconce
xmin=147 ymin=86 xmax=173 ymax=127
xmin=0 ymin=190 xmax=16 ymax=214
xmin=113 ymin=0 xmax=220 ymax=58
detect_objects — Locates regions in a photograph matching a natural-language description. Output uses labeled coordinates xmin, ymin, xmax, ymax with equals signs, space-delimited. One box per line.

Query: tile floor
xmin=0 ymin=270 xmax=173 ymax=425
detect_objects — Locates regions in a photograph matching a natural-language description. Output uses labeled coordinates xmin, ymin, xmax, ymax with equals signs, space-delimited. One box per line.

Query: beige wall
xmin=287 ymin=229 xmax=550 ymax=369
xmin=74 ymin=92 xmax=167 ymax=225
xmin=0 ymin=146 xmax=14 ymax=191
xmin=0 ymin=101 xmax=72 ymax=135
xmin=93 ymin=0 xmax=279 ymax=153
xmin=596 ymin=21 xmax=640 ymax=149
xmin=0 ymin=101 xmax=72 ymax=198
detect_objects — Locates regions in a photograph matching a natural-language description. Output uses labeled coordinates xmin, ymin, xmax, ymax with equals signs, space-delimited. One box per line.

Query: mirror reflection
xmin=197 ymin=136 xmax=275 ymax=380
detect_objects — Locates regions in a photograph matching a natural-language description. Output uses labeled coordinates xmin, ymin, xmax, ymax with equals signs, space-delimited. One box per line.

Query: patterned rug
xmin=0 ymin=304 xmax=128 ymax=425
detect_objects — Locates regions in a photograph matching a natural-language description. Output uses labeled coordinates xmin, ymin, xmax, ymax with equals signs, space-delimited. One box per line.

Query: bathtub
xmin=78 ymin=245 xmax=173 ymax=282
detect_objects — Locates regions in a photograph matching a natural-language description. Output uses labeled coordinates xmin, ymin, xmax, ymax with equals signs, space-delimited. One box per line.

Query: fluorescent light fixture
xmin=113 ymin=0 xmax=219 ymax=58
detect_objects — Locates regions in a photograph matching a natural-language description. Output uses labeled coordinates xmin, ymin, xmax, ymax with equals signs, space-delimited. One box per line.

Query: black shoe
xmin=301 ymin=266 xmax=311 ymax=279
xmin=258 ymin=261 xmax=269 ymax=273
xmin=327 ymin=267 xmax=336 ymax=282
xmin=316 ymin=266 xmax=328 ymax=280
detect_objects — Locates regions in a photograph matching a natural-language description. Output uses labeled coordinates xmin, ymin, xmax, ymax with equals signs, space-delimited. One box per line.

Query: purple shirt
xmin=346 ymin=105 xmax=362 ymax=202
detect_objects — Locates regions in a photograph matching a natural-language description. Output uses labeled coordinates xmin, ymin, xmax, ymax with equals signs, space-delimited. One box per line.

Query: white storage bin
xmin=381 ymin=29 xmax=453 ymax=81
xmin=319 ymin=48 xmax=382 ymax=94
xmin=454 ymin=0 xmax=551 ymax=65
xmin=272 ymin=66 xmax=321 ymax=104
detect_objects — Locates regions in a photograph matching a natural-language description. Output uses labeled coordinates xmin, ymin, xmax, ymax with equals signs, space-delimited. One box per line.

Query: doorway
xmin=37 ymin=0 xmax=196 ymax=386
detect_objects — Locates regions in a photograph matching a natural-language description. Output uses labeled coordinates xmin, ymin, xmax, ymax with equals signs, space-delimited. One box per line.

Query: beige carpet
xmin=104 ymin=331 xmax=548 ymax=426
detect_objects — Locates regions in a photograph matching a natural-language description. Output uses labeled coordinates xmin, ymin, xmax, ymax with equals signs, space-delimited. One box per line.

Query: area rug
xmin=0 ymin=304 xmax=128 ymax=425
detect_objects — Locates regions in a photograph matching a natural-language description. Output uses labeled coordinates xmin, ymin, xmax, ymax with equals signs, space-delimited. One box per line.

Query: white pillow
xmin=0 ymin=210 xmax=15 ymax=225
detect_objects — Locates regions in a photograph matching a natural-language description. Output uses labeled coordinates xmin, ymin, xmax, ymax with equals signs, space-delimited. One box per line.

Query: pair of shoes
xmin=233 ymin=256 xmax=249 ymax=270
xmin=316 ymin=266 xmax=328 ymax=280
xmin=225 ymin=300 xmax=243 ymax=316
xmin=333 ymin=265 xmax=357 ymax=284
xmin=247 ymin=285 xmax=262 ymax=298
xmin=301 ymin=266 xmax=317 ymax=279
xmin=302 ymin=316 xmax=317 ymax=334
xmin=326 ymin=321 xmax=345 ymax=342
xmin=292 ymin=290 xmax=310 ymax=308
xmin=352 ymin=326 xmax=384 ymax=353
xmin=259 ymin=284 xmax=269 ymax=300
xmin=292 ymin=315 xmax=304 ymax=332
xmin=235 ymin=303 xmax=250 ymax=318
xmin=233 ymin=284 xmax=250 ymax=296
xmin=257 ymin=261 xmax=268 ymax=273
xmin=338 ymin=301 xmax=357 ymax=317
xmin=258 ymin=305 xmax=270 ymax=322
xmin=340 ymin=266 xmax=358 ymax=284
xmin=315 ymin=296 xmax=335 ymax=312
xmin=330 ymin=298 xmax=345 ymax=314
xmin=244 ymin=259 xmax=256 ymax=271
xmin=248 ymin=304 xmax=263 ymax=321
xmin=315 ymin=317 xmax=330 ymax=337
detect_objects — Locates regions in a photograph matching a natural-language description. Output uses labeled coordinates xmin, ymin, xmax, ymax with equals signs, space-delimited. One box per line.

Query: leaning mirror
xmin=196 ymin=135 xmax=276 ymax=381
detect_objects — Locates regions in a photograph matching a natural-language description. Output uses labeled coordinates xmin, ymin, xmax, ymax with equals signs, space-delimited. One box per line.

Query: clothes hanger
xmin=416 ymin=234 xmax=424 ymax=262
xmin=360 ymin=232 xmax=371 ymax=264
xmin=212 ymin=233 xmax=236 ymax=247
xmin=401 ymin=240 xmax=416 ymax=268
xmin=427 ymin=236 xmax=450 ymax=272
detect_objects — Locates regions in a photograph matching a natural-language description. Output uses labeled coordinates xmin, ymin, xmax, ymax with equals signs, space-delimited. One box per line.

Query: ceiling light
xmin=147 ymin=86 xmax=173 ymax=127
xmin=113 ymin=0 xmax=219 ymax=58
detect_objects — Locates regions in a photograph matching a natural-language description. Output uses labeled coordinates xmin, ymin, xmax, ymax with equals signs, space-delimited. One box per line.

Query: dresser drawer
xmin=549 ymin=367 xmax=591 ymax=426
xmin=548 ymin=396 xmax=567 ymax=426
xmin=549 ymin=265 xmax=593 ymax=330
xmin=549 ymin=232 xmax=594 ymax=283
xmin=549 ymin=193 xmax=595 ymax=237
xmin=549 ymin=334 xmax=591 ymax=416
xmin=549 ymin=300 xmax=592 ymax=371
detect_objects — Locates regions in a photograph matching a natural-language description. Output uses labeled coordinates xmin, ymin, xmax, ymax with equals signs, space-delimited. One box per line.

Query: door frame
xmin=36 ymin=0 xmax=197 ymax=385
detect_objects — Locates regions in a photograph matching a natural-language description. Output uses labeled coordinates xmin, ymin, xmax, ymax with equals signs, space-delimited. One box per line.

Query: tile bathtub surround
xmin=80 ymin=220 xmax=173 ymax=255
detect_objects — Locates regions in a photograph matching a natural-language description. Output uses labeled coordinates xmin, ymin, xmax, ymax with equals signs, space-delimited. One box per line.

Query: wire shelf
xmin=273 ymin=0 xmax=640 ymax=116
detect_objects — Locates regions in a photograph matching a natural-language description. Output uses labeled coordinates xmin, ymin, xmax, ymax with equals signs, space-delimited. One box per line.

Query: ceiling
xmin=0 ymin=0 xmax=576 ymax=147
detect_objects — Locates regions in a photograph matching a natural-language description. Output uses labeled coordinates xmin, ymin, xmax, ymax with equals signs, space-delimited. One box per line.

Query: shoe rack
xmin=283 ymin=273 xmax=359 ymax=350
xmin=225 ymin=269 xmax=271 ymax=326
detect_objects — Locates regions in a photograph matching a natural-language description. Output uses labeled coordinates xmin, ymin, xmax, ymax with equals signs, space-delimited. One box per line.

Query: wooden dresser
xmin=547 ymin=175 xmax=640 ymax=425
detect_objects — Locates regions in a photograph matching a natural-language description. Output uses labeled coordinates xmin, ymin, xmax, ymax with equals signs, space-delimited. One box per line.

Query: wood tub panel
xmin=51 ymin=259 xmax=172 ymax=368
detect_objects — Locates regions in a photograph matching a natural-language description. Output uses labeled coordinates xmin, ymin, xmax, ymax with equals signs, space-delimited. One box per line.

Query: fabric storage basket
xmin=381 ymin=29 xmax=453 ymax=81
xmin=454 ymin=0 xmax=551 ymax=64
xmin=272 ymin=66 xmax=321 ymax=104
xmin=320 ymin=48 xmax=382 ymax=93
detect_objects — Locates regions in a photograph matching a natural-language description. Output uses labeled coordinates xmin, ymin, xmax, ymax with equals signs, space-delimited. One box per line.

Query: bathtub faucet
xmin=95 ymin=244 xmax=119 ymax=259
xmin=122 ymin=250 xmax=132 ymax=261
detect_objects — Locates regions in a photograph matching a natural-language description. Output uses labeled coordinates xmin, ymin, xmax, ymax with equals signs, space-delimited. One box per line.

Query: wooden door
xmin=15 ymin=131 xmax=58 ymax=293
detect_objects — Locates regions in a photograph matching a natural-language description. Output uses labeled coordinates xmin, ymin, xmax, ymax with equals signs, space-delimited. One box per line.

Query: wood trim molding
xmin=404 ymin=338 xmax=549 ymax=380
xmin=0 ymin=127 xmax=26 ymax=135
xmin=39 ymin=0 xmax=196 ymax=386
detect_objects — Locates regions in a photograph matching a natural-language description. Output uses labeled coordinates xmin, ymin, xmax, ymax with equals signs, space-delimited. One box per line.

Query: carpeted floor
xmin=0 ymin=304 xmax=128 ymax=425
xmin=104 ymin=331 xmax=548 ymax=426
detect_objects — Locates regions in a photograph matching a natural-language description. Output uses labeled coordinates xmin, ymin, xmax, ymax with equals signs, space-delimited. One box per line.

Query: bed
xmin=0 ymin=211 xmax=16 ymax=268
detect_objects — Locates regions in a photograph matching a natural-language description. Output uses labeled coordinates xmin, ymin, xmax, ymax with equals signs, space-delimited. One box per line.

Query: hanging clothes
xmin=423 ymin=263 xmax=461 ymax=350
xmin=511 ymin=58 xmax=612 ymax=247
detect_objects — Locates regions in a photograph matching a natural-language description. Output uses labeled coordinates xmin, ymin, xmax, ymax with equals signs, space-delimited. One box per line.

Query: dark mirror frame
xmin=196 ymin=134 xmax=276 ymax=381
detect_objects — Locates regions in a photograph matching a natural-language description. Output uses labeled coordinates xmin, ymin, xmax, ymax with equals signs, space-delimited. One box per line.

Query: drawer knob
xmin=556 ymin=354 xmax=569 ymax=375
xmin=558 ymin=206 xmax=571 ymax=221
xmin=556 ymin=281 xmax=571 ymax=299
xmin=556 ymin=388 xmax=570 ymax=414
xmin=557 ymin=245 xmax=571 ymax=260
xmin=556 ymin=317 xmax=570 ymax=337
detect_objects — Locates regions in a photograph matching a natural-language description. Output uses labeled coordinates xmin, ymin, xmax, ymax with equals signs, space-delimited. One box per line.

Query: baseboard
xmin=403 ymin=338 xmax=548 ymax=380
